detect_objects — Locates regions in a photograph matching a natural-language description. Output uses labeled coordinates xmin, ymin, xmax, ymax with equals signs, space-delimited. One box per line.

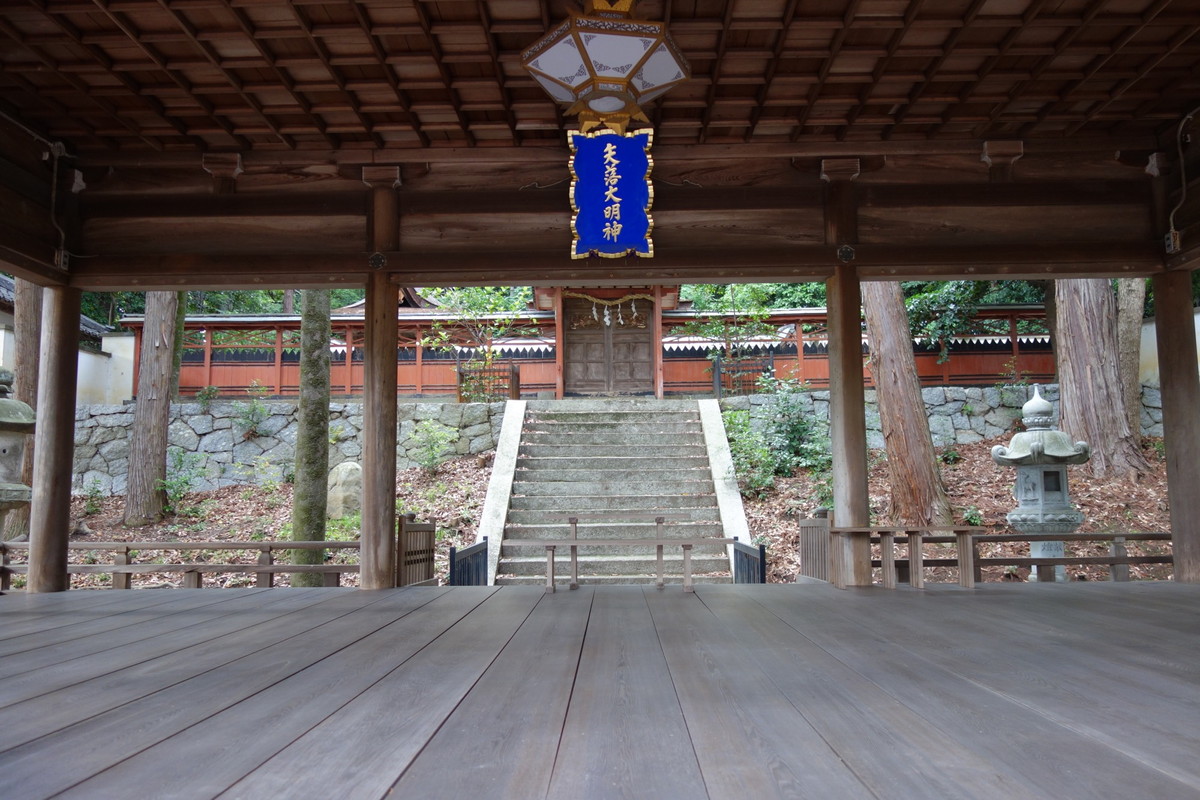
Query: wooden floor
xmin=1 ymin=582 xmax=1198 ymax=800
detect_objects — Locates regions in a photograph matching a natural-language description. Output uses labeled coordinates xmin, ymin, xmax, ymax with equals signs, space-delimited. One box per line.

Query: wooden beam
xmin=27 ymin=286 xmax=81 ymax=592
xmin=71 ymin=137 xmax=1163 ymax=170
xmin=1152 ymin=269 xmax=1200 ymax=582
xmin=74 ymin=181 xmax=1148 ymax=221
xmin=360 ymin=167 xmax=401 ymax=590
xmin=67 ymin=241 xmax=1164 ymax=290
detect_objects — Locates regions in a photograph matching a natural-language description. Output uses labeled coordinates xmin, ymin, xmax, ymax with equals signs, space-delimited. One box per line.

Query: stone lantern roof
xmin=991 ymin=385 xmax=1090 ymax=467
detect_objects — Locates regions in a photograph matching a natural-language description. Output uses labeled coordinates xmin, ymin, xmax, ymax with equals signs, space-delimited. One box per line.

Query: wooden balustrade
xmin=825 ymin=528 xmax=1173 ymax=589
xmin=0 ymin=541 xmax=361 ymax=589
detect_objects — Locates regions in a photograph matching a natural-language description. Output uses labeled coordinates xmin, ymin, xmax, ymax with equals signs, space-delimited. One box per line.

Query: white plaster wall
xmin=1140 ymin=309 xmax=1200 ymax=386
xmin=0 ymin=326 xmax=136 ymax=405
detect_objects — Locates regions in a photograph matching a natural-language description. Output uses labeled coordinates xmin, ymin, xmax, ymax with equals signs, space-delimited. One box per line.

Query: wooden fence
xmin=147 ymin=306 xmax=1053 ymax=399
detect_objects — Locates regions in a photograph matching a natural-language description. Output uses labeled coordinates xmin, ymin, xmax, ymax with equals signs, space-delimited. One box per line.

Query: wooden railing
xmin=456 ymin=362 xmax=521 ymax=402
xmin=0 ymin=541 xmax=361 ymax=589
xmin=732 ymin=538 xmax=767 ymax=584
xmin=1 ymin=516 xmax=445 ymax=590
xmin=448 ymin=537 xmax=488 ymax=586
xmin=817 ymin=527 xmax=1173 ymax=589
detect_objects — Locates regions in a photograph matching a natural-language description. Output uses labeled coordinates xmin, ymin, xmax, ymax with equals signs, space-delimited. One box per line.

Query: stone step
xmin=504 ymin=521 xmax=725 ymax=539
xmin=519 ymin=443 xmax=709 ymax=458
xmin=511 ymin=479 xmax=715 ymax=496
xmin=526 ymin=399 xmax=698 ymax=414
xmin=523 ymin=421 xmax=702 ymax=436
xmin=508 ymin=494 xmax=719 ymax=512
xmin=506 ymin=506 xmax=720 ymax=525
xmin=515 ymin=455 xmax=711 ymax=472
xmin=497 ymin=552 xmax=729 ymax=576
xmin=519 ymin=430 xmax=686 ymax=446
xmin=494 ymin=573 xmax=732 ymax=586
xmin=513 ymin=467 xmax=712 ymax=484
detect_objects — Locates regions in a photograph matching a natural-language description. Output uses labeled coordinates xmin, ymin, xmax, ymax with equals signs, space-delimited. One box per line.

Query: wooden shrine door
xmin=563 ymin=297 xmax=654 ymax=395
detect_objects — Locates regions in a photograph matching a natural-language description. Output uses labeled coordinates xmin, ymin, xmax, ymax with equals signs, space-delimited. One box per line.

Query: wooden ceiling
xmin=0 ymin=1 xmax=1197 ymax=290
xmin=1 ymin=0 xmax=1197 ymax=152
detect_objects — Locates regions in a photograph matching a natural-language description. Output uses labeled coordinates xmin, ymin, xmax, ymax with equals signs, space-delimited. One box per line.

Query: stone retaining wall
xmin=74 ymin=400 xmax=505 ymax=496
xmin=74 ymin=384 xmax=1165 ymax=495
xmin=725 ymin=382 xmax=1164 ymax=450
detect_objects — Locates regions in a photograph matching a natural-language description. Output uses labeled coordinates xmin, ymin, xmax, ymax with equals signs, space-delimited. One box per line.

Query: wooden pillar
xmin=822 ymin=158 xmax=870 ymax=585
xmin=27 ymin=286 xmax=82 ymax=592
xmin=361 ymin=167 xmax=401 ymax=589
xmin=554 ymin=287 xmax=565 ymax=399
xmin=1153 ymin=269 xmax=1200 ymax=582
xmin=653 ymin=285 xmax=665 ymax=398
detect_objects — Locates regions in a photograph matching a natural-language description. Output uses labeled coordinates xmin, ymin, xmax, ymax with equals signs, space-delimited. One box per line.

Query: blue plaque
xmin=568 ymin=129 xmax=654 ymax=259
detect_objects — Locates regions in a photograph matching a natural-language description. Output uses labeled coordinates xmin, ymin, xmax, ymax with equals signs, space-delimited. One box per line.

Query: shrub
xmin=195 ymin=385 xmax=220 ymax=413
xmin=721 ymin=408 xmax=778 ymax=497
xmin=411 ymin=420 xmax=457 ymax=473
xmin=158 ymin=448 xmax=205 ymax=515
xmin=83 ymin=479 xmax=104 ymax=516
xmin=757 ymin=372 xmax=831 ymax=475
xmin=232 ymin=381 xmax=270 ymax=439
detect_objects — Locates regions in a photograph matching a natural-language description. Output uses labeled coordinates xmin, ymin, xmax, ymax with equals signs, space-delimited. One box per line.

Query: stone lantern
xmin=991 ymin=385 xmax=1089 ymax=581
xmin=0 ymin=367 xmax=35 ymax=522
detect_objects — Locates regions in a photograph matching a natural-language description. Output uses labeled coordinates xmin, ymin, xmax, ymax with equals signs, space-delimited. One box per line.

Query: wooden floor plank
xmin=643 ymin=588 xmax=876 ymax=800
xmin=217 ymin=587 xmax=543 ymax=800
xmin=0 ymin=587 xmax=201 ymax=639
xmin=547 ymin=586 xmax=707 ymax=800
xmin=386 ymin=587 xmax=595 ymax=800
xmin=811 ymin=586 xmax=1200 ymax=792
xmin=749 ymin=585 xmax=1200 ymax=799
xmin=693 ymin=585 xmax=1023 ymax=799
xmin=60 ymin=588 xmax=514 ymax=800
xmin=0 ymin=587 xmax=335 ymax=717
xmin=0 ymin=588 xmax=449 ymax=799
xmin=0 ymin=588 xmax=293 ymax=677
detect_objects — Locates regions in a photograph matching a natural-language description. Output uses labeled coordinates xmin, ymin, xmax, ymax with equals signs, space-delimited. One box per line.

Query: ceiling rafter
xmin=345 ymin=0 xmax=429 ymax=147
xmin=151 ymin=0 xmax=295 ymax=147
xmin=22 ymin=2 xmax=201 ymax=147
xmin=0 ymin=14 xmax=163 ymax=149
xmin=90 ymin=0 xmax=250 ymax=149
xmin=213 ymin=0 xmax=337 ymax=147
xmin=791 ymin=0 xmax=867 ymax=140
xmin=281 ymin=2 xmax=384 ymax=148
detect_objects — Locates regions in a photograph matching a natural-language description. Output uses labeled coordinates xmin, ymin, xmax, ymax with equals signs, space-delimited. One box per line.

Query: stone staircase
xmin=493 ymin=398 xmax=741 ymax=586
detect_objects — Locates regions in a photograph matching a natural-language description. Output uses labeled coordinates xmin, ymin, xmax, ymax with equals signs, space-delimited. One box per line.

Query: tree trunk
xmin=1115 ymin=277 xmax=1147 ymax=445
xmin=1056 ymin=279 xmax=1150 ymax=479
xmin=3 ymin=279 xmax=42 ymax=541
xmin=123 ymin=291 xmax=179 ymax=526
xmin=862 ymin=281 xmax=954 ymax=526
xmin=1041 ymin=279 xmax=1059 ymax=375
xmin=291 ymin=289 xmax=331 ymax=586
xmin=282 ymin=289 xmax=295 ymax=315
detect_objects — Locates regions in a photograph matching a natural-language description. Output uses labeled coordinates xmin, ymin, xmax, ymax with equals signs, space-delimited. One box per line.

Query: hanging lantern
xmin=521 ymin=0 xmax=690 ymax=134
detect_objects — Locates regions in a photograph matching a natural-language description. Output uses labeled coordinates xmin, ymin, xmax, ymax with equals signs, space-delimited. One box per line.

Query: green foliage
xmin=83 ymin=479 xmax=105 ymax=516
xmin=195 ymin=385 xmax=220 ymax=413
xmin=325 ymin=513 xmax=362 ymax=541
xmin=411 ymin=420 xmax=457 ymax=473
xmin=420 ymin=286 xmax=537 ymax=369
xmin=756 ymin=372 xmax=832 ymax=475
xmin=674 ymin=284 xmax=776 ymax=360
xmin=158 ymin=448 xmax=205 ymax=516
xmin=233 ymin=380 xmax=270 ymax=439
xmin=721 ymin=409 xmax=778 ymax=497
xmin=903 ymin=280 xmax=1048 ymax=362
xmin=939 ymin=448 xmax=962 ymax=465
xmin=963 ymin=506 xmax=984 ymax=526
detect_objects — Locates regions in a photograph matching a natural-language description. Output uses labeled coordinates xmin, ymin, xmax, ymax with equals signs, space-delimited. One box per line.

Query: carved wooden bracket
xmin=981 ymin=141 xmax=1024 ymax=182
xmin=201 ymin=153 xmax=243 ymax=195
